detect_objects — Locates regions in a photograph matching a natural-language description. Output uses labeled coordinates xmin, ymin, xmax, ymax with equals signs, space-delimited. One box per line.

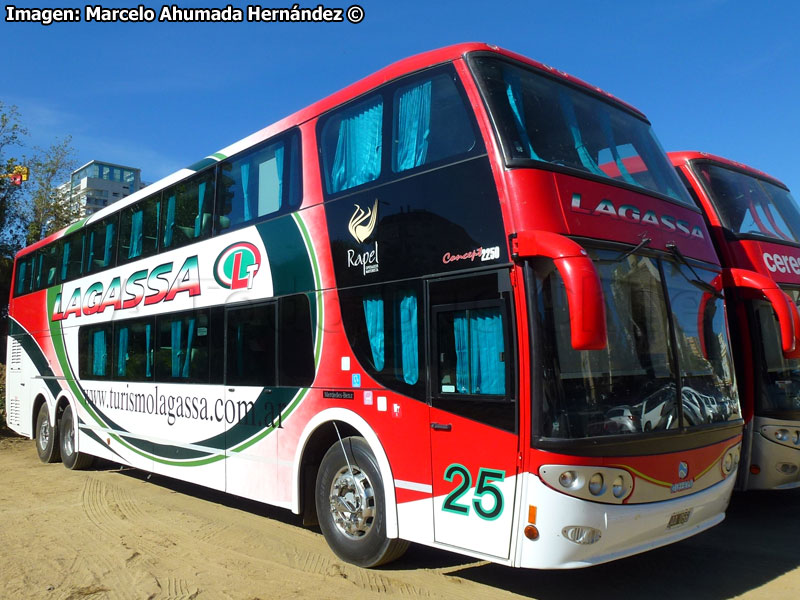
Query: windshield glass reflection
xmin=753 ymin=290 xmax=800 ymax=415
xmin=537 ymin=248 xmax=739 ymax=439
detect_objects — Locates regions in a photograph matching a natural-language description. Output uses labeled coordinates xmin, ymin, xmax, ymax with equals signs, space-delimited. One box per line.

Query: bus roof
xmin=670 ymin=151 xmax=788 ymax=191
xmin=17 ymin=43 xmax=647 ymax=259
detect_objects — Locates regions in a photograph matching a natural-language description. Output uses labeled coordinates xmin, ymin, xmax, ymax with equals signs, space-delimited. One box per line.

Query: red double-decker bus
xmin=6 ymin=44 xmax=744 ymax=569
xmin=671 ymin=151 xmax=800 ymax=490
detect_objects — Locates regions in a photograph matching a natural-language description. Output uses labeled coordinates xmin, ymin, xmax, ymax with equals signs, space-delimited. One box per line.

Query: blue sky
xmin=2 ymin=0 xmax=799 ymax=195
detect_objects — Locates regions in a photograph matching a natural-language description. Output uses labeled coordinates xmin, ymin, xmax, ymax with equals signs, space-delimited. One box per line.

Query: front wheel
xmin=59 ymin=404 xmax=93 ymax=470
xmin=315 ymin=436 xmax=408 ymax=568
xmin=35 ymin=402 xmax=60 ymax=463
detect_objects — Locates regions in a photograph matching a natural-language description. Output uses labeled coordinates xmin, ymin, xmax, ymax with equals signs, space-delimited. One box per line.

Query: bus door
xmin=428 ymin=271 xmax=519 ymax=560
xmin=223 ymin=302 xmax=278 ymax=501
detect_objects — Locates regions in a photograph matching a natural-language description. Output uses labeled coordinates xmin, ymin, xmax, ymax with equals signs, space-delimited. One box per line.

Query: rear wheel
xmin=35 ymin=402 xmax=60 ymax=463
xmin=59 ymin=405 xmax=93 ymax=470
xmin=315 ymin=436 xmax=408 ymax=567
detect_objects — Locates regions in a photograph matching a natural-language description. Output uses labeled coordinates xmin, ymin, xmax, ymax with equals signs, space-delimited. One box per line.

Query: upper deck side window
xmin=318 ymin=64 xmax=482 ymax=198
xmin=216 ymin=129 xmax=302 ymax=234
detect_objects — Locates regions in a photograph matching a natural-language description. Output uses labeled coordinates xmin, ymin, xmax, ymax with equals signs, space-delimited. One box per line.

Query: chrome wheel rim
xmin=328 ymin=466 xmax=375 ymax=539
xmin=63 ymin=418 xmax=74 ymax=457
xmin=38 ymin=417 xmax=50 ymax=450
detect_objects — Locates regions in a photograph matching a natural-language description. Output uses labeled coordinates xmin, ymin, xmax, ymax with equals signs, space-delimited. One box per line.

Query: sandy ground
xmin=1 ymin=429 xmax=799 ymax=600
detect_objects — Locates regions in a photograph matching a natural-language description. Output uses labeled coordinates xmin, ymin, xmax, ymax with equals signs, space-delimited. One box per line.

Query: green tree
xmin=25 ymin=136 xmax=79 ymax=245
xmin=0 ymin=102 xmax=28 ymax=258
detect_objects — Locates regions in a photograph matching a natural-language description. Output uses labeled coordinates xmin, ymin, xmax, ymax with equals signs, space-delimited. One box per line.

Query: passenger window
xmin=79 ymin=324 xmax=113 ymax=379
xmin=339 ymin=283 xmax=422 ymax=398
xmin=116 ymin=319 xmax=154 ymax=381
xmin=155 ymin=311 xmax=210 ymax=382
xmin=85 ymin=217 xmax=117 ymax=273
xmin=119 ymin=195 xmax=160 ymax=264
xmin=225 ymin=303 xmax=276 ymax=386
xmin=392 ymin=73 xmax=476 ymax=173
xmin=216 ymin=132 xmax=301 ymax=233
xmin=33 ymin=243 xmax=60 ymax=291
xmin=278 ymin=294 xmax=316 ymax=387
xmin=320 ymin=95 xmax=383 ymax=194
xmin=61 ymin=234 xmax=84 ymax=282
xmin=14 ymin=257 xmax=30 ymax=296
xmin=162 ymin=170 xmax=214 ymax=251
xmin=429 ymin=273 xmax=515 ymax=432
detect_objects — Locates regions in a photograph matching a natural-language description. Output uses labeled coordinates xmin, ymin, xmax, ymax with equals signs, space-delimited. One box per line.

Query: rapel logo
xmin=214 ymin=242 xmax=262 ymax=290
xmin=348 ymin=199 xmax=378 ymax=243
xmin=346 ymin=199 xmax=380 ymax=276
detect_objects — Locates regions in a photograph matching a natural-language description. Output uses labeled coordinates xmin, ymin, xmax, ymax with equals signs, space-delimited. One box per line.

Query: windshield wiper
xmin=665 ymin=242 xmax=723 ymax=298
xmin=613 ymin=235 xmax=651 ymax=262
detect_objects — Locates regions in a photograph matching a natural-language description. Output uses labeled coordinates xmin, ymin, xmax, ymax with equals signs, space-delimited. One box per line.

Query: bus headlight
xmin=588 ymin=473 xmax=605 ymax=496
xmin=559 ymin=470 xmax=578 ymax=488
xmin=540 ymin=466 xmax=633 ymax=503
xmin=775 ymin=429 xmax=790 ymax=442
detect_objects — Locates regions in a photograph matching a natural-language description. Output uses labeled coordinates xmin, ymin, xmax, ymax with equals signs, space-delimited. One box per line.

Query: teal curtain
xmin=129 ymin=210 xmax=144 ymax=258
xmin=558 ymin=90 xmax=605 ymax=176
xmin=117 ymin=326 xmax=128 ymax=377
xmin=504 ymin=71 xmax=539 ymax=160
xmin=599 ymin=112 xmax=637 ymax=185
xmin=241 ymin=163 xmax=251 ymax=221
xmin=92 ymin=330 xmax=106 ymax=377
xmin=103 ymin=222 xmax=115 ymax=266
xmin=87 ymin=231 xmax=95 ymax=270
xmin=395 ymin=81 xmax=431 ymax=171
xmin=145 ymin=323 xmax=152 ymax=378
xmin=454 ymin=312 xmax=470 ymax=393
xmin=399 ymin=293 xmax=418 ymax=384
xmin=194 ymin=183 xmax=206 ymax=237
xmin=171 ymin=320 xmax=182 ymax=377
xmin=363 ymin=295 xmax=384 ymax=371
xmin=470 ymin=309 xmax=505 ymax=395
xmin=164 ymin=195 xmax=176 ymax=247
xmin=274 ymin=144 xmax=284 ymax=210
xmin=182 ymin=318 xmax=195 ymax=378
xmin=16 ymin=262 xmax=26 ymax=294
xmin=61 ymin=243 xmax=70 ymax=281
xmin=330 ymin=98 xmax=383 ymax=192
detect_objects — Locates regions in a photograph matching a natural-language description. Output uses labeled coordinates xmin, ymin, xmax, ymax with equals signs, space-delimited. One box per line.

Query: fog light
xmin=612 ymin=476 xmax=626 ymax=499
xmin=588 ymin=473 xmax=604 ymax=496
xmin=562 ymin=526 xmax=601 ymax=545
xmin=722 ymin=453 xmax=734 ymax=475
xmin=777 ymin=463 xmax=798 ymax=474
xmin=775 ymin=429 xmax=790 ymax=442
xmin=559 ymin=470 xmax=577 ymax=488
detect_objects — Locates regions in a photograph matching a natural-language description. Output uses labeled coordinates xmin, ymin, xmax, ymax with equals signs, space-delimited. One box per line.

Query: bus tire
xmin=35 ymin=402 xmax=60 ymax=464
xmin=59 ymin=405 xmax=93 ymax=470
xmin=315 ymin=436 xmax=408 ymax=568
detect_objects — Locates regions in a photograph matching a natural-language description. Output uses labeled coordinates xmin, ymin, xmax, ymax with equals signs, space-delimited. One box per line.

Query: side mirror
xmin=723 ymin=268 xmax=797 ymax=356
xmin=512 ymin=231 xmax=607 ymax=350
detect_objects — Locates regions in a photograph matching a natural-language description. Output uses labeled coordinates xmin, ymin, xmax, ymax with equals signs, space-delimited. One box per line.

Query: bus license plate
xmin=667 ymin=509 xmax=691 ymax=529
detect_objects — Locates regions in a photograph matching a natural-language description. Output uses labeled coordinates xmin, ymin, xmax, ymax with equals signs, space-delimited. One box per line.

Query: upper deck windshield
xmin=691 ymin=162 xmax=800 ymax=243
xmin=535 ymin=248 xmax=739 ymax=440
xmin=470 ymin=55 xmax=693 ymax=207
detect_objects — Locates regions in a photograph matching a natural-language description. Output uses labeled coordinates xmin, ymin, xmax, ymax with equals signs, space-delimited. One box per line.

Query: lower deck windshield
xmin=752 ymin=291 xmax=800 ymax=416
xmin=535 ymin=247 xmax=739 ymax=440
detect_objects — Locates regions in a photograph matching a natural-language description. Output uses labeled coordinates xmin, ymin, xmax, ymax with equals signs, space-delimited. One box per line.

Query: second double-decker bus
xmin=671 ymin=151 xmax=800 ymax=490
xmin=7 ymin=44 xmax=746 ymax=569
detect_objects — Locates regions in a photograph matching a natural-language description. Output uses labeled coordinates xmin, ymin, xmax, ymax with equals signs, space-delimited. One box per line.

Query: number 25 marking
xmin=442 ymin=464 xmax=505 ymax=521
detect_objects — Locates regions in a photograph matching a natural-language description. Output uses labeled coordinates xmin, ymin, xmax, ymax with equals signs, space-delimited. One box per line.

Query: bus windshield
xmin=753 ymin=290 xmax=800 ymax=415
xmin=470 ymin=56 xmax=693 ymax=207
xmin=691 ymin=162 xmax=800 ymax=242
xmin=536 ymin=248 xmax=739 ymax=439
